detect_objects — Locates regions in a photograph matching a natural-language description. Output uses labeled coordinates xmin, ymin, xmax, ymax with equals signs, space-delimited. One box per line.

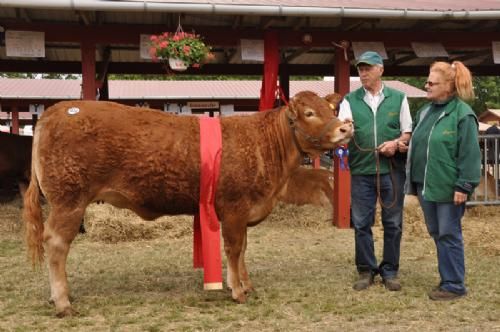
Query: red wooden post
xmin=11 ymin=107 xmax=20 ymax=135
xmin=313 ymin=157 xmax=320 ymax=169
xmin=81 ymin=38 xmax=96 ymax=100
xmin=333 ymin=46 xmax=351 ymax=228
xmin=259 ymin=30 xmax=279 ymax=112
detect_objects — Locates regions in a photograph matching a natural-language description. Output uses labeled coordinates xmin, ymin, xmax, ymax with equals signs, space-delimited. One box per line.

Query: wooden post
xmin=333 ymin=46 xmax=351 ymax=228
xmin=259 ymin=30 xmax=279 ymax=111
xmin=11 ymin=107 xmax=20 ymax=135
xmin=313 ymin=157 xmax=321 ymax=169
xmin=81 ymin=38 xmax=96 ymax=100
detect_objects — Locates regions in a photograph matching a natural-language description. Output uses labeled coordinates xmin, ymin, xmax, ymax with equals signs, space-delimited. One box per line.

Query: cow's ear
xmin=286 ymin=97 xmax=298 ymax=120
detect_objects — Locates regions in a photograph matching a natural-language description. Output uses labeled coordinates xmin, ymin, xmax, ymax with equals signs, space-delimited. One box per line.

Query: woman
xmin=403 ymin=61 xmax=480 ymax=301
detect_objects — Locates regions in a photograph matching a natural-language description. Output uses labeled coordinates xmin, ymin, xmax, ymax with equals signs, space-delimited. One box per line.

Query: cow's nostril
xmin=340 ymin=128 xmax=347 ymax=133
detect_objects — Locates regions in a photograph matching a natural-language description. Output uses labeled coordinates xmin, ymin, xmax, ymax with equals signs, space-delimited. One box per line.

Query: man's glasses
xmin=425 ymin=81 xmax=441 ymax=87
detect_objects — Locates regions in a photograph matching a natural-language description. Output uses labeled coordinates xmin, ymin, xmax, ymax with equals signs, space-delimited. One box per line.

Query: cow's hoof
xmin=243 ymin=285 xmax=255 ymax=294
xmin=233 ymin=292 xmax=247 ymax=304
xmin=55 ymin=307 xmax=78 ymax=318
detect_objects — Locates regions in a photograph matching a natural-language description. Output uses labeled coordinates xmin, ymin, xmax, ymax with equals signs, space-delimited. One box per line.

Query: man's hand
xmin=454 ymin=191 xmax=467 ymax=205
xmin=377 ymin=140 xmax=398 ymax=157
xmin=397 ymin=140 xmax=409 ymax=153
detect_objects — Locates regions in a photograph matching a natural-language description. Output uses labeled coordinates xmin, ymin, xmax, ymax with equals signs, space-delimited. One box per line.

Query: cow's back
xmin=34 ymin=101 xmax=201 ymax=217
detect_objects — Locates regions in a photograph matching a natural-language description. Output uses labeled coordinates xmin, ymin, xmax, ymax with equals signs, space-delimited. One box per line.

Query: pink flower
xmin=183 ymin=45 xmax=191 ymax=55
xmin=160 ymin=41 xmax=168 ymax=49
xmin=150 ymin=35 xmax=158 ymax=42
xmin=192 ymin=63 xmax=200 ymax=68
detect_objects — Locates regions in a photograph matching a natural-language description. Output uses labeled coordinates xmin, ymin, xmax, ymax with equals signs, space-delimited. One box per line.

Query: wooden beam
xmin=3 ymin=21 xmax=498 ymax=48
xmin=284 ymin=47 xmax=311 ymax=63
xmin=76 ymin=10 xmax=92 ymax=26
xmin=15 ymin=8 xmax=31 ymax=22
xmin=450 ymin=49 xmax=492 ymax=63
xmin=232 ymin=16 xmax=242 ymax=30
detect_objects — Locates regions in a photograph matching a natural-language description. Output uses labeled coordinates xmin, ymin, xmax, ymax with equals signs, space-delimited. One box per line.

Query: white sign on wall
xmin=351 ymin=42 xmax=388 ymax=60
xmin=240 ymin=39 xmax=264 ymax=62
xmin=493 ymin=42 xmax=500 ymax=64
xmin=29 ymin=104 xmax=45 ymax=116
xmin=411 ymin=42 xmax=448 ymax=58
xmin=5 ymin=30 xmax=45 ymax=58
xmin=140 ymin=34 xmax=153 ymax=59
xmin=187 ymin=101 xmax=220 ymax=109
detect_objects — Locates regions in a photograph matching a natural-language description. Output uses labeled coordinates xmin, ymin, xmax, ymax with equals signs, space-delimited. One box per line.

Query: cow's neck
xmin=264 ymin=108 xmax=303 ymax=175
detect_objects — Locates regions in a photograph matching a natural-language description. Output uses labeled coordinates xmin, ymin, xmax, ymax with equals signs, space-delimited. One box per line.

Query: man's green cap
xmin=356 ymin=51 xmax=383 ymax=66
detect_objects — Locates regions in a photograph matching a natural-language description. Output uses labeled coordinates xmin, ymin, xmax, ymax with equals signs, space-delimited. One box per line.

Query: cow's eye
xmin=304 ymin=110 xmax=315 ymax=117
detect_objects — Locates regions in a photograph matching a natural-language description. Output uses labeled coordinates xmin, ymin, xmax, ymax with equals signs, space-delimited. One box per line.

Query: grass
xmin=0 ymin=199 xmax=499 ymax=331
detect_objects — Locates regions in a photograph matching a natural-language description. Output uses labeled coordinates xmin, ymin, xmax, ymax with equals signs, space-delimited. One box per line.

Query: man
xmin=338 ymin=51 xmax=412 ymax=291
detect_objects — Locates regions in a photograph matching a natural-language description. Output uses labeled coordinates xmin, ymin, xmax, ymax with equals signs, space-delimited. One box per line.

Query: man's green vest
xmin=345 ymin=86 xmax=405 ymax=175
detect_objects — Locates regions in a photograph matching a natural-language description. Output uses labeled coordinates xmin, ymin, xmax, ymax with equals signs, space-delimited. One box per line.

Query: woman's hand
xmin=454 ymin=191 xmax=467 ymax=205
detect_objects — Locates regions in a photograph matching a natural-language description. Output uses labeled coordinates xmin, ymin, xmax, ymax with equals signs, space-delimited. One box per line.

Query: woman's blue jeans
xmin=416 ymin=184 xmax=467 ymax=295
xmin=351 ymin=172 xmax=405 ymax=279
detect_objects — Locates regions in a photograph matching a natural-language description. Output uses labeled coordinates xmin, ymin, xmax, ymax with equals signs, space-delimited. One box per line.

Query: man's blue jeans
xmin=351 ymin=171 xmax=405 ymax=279
xmin=416 ymin=184 xmax=467 ymax=295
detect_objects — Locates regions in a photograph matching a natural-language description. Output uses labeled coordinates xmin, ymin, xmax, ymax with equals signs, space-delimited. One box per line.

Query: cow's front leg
xmin=238 ymin=231 xmax=254 ymax=294
xmin=222 ymin=218 xmax=246 ymax=303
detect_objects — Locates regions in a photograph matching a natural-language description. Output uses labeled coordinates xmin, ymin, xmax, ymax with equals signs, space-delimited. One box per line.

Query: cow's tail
xmin=22 ymin=151 xmax=44 ymax=268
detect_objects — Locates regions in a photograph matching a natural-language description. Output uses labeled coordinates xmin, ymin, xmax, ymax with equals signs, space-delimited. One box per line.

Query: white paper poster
xmin=240 ymin=39 xmax=264 ymax=62
xmin=5 ymin=30 xmax=45 ymax=58
xmin=411 ymin=42 xmax=448 ymax=58
xmin=140 ymin=34 xmax=153 ymax=59
xmin=351 ymin=42 xmax=388 ymax=60
xmin=493 ymin=42 xmax=500 ymax=64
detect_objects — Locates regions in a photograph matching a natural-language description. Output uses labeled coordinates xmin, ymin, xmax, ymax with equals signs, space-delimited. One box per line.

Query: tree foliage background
xmin=387 ymin=76 xmax=500 ymax=117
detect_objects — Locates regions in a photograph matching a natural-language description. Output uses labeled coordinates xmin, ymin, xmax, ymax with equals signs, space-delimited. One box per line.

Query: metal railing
xmin=468 ymin=134 xmax=500 ymax=206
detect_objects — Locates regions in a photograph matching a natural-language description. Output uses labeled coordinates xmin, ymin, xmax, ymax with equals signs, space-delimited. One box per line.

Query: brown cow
xmin=278 ymin=167 xmax=333 ymax=208
xmin=0 ymin=132 xmax=32 ymax=200
xmin=23 ymin=91 xmax=352 ymax=317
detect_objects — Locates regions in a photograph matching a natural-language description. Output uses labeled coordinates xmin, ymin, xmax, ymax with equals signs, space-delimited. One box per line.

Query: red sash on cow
xmin=193 ymin=117 xmax=223 ymax=290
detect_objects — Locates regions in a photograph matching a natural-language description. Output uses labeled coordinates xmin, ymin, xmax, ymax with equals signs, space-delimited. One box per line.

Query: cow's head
xmin=286 ymin=91 xmax=353 ymax=157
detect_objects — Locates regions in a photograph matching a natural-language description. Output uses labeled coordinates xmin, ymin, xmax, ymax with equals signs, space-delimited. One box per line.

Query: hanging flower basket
xmin=149 ymin=24 xmax=214 ymax=71
xmin=168 ymin=57 xmax=188 ymax=71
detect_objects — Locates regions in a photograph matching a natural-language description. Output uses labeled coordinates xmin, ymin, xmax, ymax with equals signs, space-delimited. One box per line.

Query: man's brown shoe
xmin=353 ymin=272 xmax=374 ymax=291
xmin=428 ymin=289 xmax=466 ymax=301
xmin=383 ymin=278 xmax=401 ymax=291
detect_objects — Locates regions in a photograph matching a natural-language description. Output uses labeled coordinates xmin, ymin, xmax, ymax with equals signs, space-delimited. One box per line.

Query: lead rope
xmin=352 ymin=137 xmax=398 ymax=210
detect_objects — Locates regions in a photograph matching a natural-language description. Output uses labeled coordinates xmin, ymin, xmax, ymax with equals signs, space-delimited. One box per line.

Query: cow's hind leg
xmin=44 ymin=206 xmax=85 ymax=317
xmin=222 ymin=217 xmax=247 ymax=303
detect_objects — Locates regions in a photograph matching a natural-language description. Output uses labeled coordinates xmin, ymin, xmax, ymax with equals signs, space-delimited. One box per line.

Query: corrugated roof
xmin=487 ymin=109 xmax=500 ymax=117
xmin=0 ymin=78 xmax=81 ymax=99
xmin=0 ymin=78 xmax=426 ymax=100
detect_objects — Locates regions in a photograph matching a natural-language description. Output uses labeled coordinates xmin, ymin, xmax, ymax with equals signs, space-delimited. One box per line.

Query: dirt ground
xmin=0 ymin=197 xmax=499 ymax=331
